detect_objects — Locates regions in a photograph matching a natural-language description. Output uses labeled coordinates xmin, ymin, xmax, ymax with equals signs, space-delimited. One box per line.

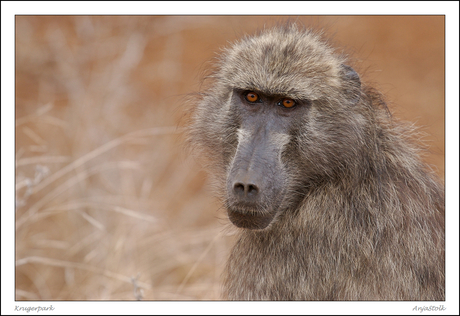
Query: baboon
xmin=187 ymin=25 xmax=444 ymax=300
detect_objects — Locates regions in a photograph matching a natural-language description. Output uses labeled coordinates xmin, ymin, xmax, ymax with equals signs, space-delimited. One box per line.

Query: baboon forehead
xmin=217 ymin=26 xmax=345 ymax=100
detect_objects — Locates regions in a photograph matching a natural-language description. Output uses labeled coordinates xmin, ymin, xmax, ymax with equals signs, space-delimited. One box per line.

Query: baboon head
xmin=190 ymin=25 xmax=364 ymax=230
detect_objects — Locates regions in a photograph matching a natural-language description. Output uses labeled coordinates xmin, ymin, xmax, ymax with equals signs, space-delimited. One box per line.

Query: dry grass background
xmin=14 ymin=16 xmax=445 ymax=301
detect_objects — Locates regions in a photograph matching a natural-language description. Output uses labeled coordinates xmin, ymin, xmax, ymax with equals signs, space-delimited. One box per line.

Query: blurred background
xmin=15 ymin=16 xmax=444 ymax=300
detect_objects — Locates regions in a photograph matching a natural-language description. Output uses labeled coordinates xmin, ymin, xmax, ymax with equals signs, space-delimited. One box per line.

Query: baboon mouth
xmin=227 ymin=208 xmax=275 ymax=230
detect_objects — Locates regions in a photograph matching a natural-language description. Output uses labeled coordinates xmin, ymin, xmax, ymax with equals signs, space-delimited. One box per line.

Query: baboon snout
xmin=227 ymin=167 xmax=280 ymax=230
xmin=229 ymin=171 xmax=266 ymax=208
xmin=226 ymin=143 xmax=286 ymax=229
xmin=228 ymin=152 xmax=276 ymax=205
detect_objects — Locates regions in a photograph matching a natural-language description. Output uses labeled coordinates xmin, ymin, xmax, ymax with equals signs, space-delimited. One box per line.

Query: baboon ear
xmin=340 ymin=64 xmax=361 ymax=104
xmin=341 ymin=64 xmax=360 ymax=86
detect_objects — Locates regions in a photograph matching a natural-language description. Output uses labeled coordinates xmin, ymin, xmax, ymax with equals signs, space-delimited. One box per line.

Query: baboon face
xmin=191 ymin=27 xmax=362 ymax=230
xmin=225 ymin=89 xmax=312 ymax=229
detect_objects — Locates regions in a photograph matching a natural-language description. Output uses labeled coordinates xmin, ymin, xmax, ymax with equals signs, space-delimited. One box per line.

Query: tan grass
xmin=15 ymin=16 xmax=231 ymax=301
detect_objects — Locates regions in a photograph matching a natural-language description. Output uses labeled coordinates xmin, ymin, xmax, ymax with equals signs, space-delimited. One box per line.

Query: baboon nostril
xmin=233 ymin=182 xmax=259 ymax=198
xmin=233 ymin=183 xmax=245 ymax=194
xmin=247 ymin=184 xmax=258 ymax=195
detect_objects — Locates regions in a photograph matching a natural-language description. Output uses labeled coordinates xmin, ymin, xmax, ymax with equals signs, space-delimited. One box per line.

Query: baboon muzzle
xmin=226 ymin=125 xmax=287 ymax=230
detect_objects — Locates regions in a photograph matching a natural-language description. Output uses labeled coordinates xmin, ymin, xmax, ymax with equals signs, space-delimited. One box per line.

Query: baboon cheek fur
xmin=187 ymin=24 xmax=444 ymax=300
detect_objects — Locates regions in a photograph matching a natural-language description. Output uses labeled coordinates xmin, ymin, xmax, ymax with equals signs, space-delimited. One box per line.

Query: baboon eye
xmin=245 ymin=91 xmax=260 ymax=103
xmin=280 ymin=98 xmax=296 ymax=108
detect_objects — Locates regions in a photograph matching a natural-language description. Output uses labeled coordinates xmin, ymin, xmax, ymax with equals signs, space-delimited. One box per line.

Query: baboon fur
xmin=187 ymin=25 xmax=444 ymax=300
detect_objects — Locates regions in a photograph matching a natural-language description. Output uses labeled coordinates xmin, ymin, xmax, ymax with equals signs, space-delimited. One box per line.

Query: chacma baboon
xmin=187 ymin=24 xmax=444 ymax=300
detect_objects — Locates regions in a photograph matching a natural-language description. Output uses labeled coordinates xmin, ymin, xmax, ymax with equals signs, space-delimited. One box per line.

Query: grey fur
xmin=186 ymin=25 xmax=444 ymax=300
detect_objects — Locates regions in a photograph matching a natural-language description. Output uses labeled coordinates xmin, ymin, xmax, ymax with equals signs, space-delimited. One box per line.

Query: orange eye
xmin=245 ymin=91 xmax=260 ymax=103
xmin=281 ymin=98 xmax=296 ymax=108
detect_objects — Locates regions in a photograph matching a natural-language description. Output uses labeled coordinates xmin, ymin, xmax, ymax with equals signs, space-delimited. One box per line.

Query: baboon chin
xmin=227 ymin=207 xmax=275 ymax=230
xmin=187 ymin=24 xmax=444 ymax=301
